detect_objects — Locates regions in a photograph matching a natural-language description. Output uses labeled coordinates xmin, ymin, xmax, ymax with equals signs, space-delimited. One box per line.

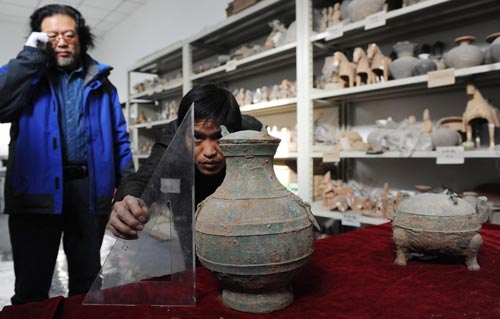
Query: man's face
xmin=41 ymin=14 xmax=81 ymax=69
xmin=194 ymin=120 xmax=225 ymax=176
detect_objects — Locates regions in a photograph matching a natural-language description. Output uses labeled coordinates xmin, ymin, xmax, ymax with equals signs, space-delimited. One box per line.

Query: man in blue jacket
xmin=0 ymin=4 xmax=134 ymax=304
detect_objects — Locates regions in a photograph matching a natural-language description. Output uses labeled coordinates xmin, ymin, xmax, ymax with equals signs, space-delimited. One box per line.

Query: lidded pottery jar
xmin=412 ymin=53 xmax=437 ymax=76
xmin=389 ymin=41 xmax=419 ymax=79
xmin=195 ymin=128 xmax=319 ymax=313
xmin=431 ymin=126 xmax=461 ymax=148
xmin=444 ymin=36 xmax=483 ymax=69
xmin=485 ymin=32 xmax=500 ymax=63
xmin=389 ymin=191 xmax=489 ymax=271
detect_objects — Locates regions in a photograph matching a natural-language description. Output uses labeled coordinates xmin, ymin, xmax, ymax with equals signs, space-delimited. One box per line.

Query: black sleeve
xmin=0 ymin=46 xmax=47 ymax=123
xmin=114 ymin=122 xmax=177 ymax=201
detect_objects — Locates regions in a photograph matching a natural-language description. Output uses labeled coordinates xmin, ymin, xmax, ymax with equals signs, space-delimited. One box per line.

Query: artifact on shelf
xmin=320 ymin=3 xmax=342 ymax=32
xmin=313 ymin=113 xmax=336 ymax=146
xmin=485 ymin=32 xmax=500 ymax=63
xmin=319 ymin=56 xmax=341 ymax=90
xmin=430 ymin=41 xmax=446 ymax=70
xmin=390 ymin=190 xmax=489 ymax=271
xmin=195 ymin=128 xmax=319 ymax=313
xmin=264 ymin=20 xmax=287 ymax=49
xmin=367 ymin=43 xmax=391 ymax=83
xmin=230 ymin=44 xmax=263 ymax=61
xmin=234 ymin=88 xmax=245 ymax=106
xmin=243 ymin=89 xmax=253 ymax=106
xmin=333 ymin=51 xmax=355 ymax=88
xmin=347 ymin=0 xmax=386 ymax=22
xmin=366 ymin=183 xmax=402 ymax=219
xmin=431 ymin=126 xmax=461 ymax=148
xmin=461 ymin=83 xmax=500 ymax=150
xmin=228 ymin=0 xmax=259 ymax=15
xmin=389 ymin=41 xmax=419 ymax=79
xmin=353 ymin=47 xmax=374 ymax=85
xmin=334 ymin=130 xmax=370 ymax=152
xmin=444 ymin=35 xmax=484 ymax=69
xmin=420 ymin=108 xmax=432 ymax=135
xmin=436 ymin=116 xmax=463 ymax=132
xmin=283 ymin=21 xmax=297 ymax=44
xmin=269 ymin=84 xmax=280 ymax=101
xmin=136 ymin=111 xmax=148 ymax=124
xmin=367 ymin=116 xmax=433 ymax=154
xmin=412 ymin=53 xmax=437 ymax=76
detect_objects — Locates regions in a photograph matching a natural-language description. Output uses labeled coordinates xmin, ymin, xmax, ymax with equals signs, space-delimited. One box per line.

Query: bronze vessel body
xmin=195 ymin=129 xmax=319 ymax=313
xmin=390 ymin=191 xmax=488 ymax=271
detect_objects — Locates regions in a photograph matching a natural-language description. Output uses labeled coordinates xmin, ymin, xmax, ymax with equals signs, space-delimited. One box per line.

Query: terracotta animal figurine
xmin=462 ymin=83 xmax=500 ymax=149
xmin=367 ymin=43 xmax=391 ymax=83
xmin=333 ymin=51 xmax=355 ymax=88
xmin=353 ymin=47 xmax=374 ymax=85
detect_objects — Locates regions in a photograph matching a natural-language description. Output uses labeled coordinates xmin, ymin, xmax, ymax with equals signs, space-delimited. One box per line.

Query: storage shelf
xmin=130 ymin=118 xmax=177 ymax=129
xmin=312 ymin=148 xmax=500 ymax=159
xmin=129 ymin=81 xmax=183 ymax=100
xmin=191 ymin=42 xmax=297 ymax=82
xmin=128 ymin=41 xmax=183 ymax=74
xmin=189 ymin=0 xmax=295 ymax=61
xmin=240 ymin=97 xmax=297 ymax=114
xmin=310 ymin=0 xmax=500 ymax=48
xmin=311 ymin=201 xmax=389 ymax=226
xmin=311 ymin=62 xmax=500 ymax=102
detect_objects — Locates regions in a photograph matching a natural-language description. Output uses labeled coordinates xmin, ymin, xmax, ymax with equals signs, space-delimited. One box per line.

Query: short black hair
xmin=178 ymin=83 xmax=242 ymax=132
xmin=30 ymin=4 xmax=95 ymax=54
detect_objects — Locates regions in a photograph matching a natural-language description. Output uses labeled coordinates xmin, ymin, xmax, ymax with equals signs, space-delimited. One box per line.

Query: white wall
xmin=0 ymin=0 xmax=231 ymax=156
xmin=92 ymin=0 xmax=230 ymax=103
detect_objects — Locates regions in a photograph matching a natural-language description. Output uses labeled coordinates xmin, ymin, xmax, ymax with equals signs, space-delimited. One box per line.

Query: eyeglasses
xmin=46 ymin=31 xmax=78 ymax=44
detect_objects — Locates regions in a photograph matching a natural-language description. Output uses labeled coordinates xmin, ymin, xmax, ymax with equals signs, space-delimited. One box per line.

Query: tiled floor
xmin=0 ymin=214 xmax=116 ymax=309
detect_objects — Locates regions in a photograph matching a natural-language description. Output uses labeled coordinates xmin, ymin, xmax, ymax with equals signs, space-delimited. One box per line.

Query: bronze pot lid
xmin=219 ymin=126 xmax=280 ymax=144
xmin=397 ymin=191 xmax=475 ymax=217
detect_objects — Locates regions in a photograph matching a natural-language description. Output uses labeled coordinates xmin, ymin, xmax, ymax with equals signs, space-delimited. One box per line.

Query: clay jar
xmin=485 ymin=32 xmax=500 ymax=63
xmin=389 ymin=41 xmax=419 ymax=79
xmin=347 ymin=0 xmax=385 ymax=22
xmin=412 ymin=53 xmax=437 ymax=76
xmin=444 ymin=36 xmax=483 ymax=69
xmin=431 ymin=126 xmax=461 ymax=148
xmin=195 ymin=128 xmax=319 ymax=313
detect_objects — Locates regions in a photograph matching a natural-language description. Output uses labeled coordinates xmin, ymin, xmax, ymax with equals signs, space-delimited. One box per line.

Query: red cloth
xmin=1 ymin=223 xmax=499 ymax=319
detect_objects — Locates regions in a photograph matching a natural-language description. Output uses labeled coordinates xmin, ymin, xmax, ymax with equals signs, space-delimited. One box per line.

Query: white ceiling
xmin=0 ymin=0 xmax=149 ymax=35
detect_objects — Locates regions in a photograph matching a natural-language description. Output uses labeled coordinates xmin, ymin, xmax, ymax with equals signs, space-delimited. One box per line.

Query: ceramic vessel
xmin=444 ymin=36 xmax=483 ymax=69
xmin=389 ymin=41 xmax=419 ymax=79
xmin=485 ymin=32 xmax=500 ymax=63
xmin=348 ymin=0 xmax=385 ymax=22
xmin=389 ymin=191 xmax=488 ymax=271
xmin=412 ymin=53 xmax=437 ymax=75
xmin=431 ymin=126 xmax=461 ymax=148
xmin=195 ymin=128 xmax=319 ymax=313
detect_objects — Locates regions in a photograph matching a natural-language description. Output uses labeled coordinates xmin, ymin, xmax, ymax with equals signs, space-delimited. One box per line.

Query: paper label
xmin=325 ymin=24 xmax=343 ymax=41
xmin=323 ymin=151 xmax=340 ymax=163
xmin=436 ymin=146 xmax=464 ymax=164
xmin=342 ymin=212 xmax=361 ymax=227
xmin=364 ymin=11 xmax=386 ymax=30
xmin=225 ymin=60 xmax=237 ymax=72
xmin=427 ymin=68 xmax=455 ymax=88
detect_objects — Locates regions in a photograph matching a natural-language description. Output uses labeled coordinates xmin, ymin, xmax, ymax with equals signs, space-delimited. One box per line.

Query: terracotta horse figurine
xmin=333 ymin=51 xmax=355 ymax=88
xmin=462 ymin=83 xmax=500 ymax=149
xmin=353 ymin=47 xmax=374 ymax=86
xmin=367 ymin=43 xmax=391 ymax=83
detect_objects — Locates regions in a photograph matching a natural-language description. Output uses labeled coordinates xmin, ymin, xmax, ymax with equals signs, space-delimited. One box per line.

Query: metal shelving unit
xmin=126 ymin=0 xmax=500 ymax=212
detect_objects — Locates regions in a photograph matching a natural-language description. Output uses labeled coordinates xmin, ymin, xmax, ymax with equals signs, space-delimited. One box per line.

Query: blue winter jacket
xmin=0 ymin=46 xmax=134 ymax=215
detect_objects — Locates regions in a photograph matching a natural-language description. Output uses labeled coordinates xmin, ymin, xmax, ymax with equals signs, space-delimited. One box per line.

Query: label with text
xmin=225 ymin=60 xmax=237 ymax=72
xmin=436 ymin=146 xmax=464 ymax=164
xmin=323 ymin=151 xmax=340 ymax=163
xmin=342 ymin=212 xmax=361 ymax=227
xmin=364 ymin=11 xmax=386 ymax=30
xmin=325 ymin=24 xmax=343 ymax=41
xmin=427 ymin=68 xmax=455 ymax=88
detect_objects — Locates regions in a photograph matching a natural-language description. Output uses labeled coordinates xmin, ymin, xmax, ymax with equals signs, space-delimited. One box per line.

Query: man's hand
xmin=108 ymin=195 xmax=149 ymax=240
xmin=25 ymin=32 xmax=49 ymax=49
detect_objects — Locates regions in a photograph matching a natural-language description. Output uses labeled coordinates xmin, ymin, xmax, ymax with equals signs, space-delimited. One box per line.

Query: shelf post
xmin=182 ymin=42 xmax=193 ymax=94
xmin=296 ymin=0 xmax=313 ymax=203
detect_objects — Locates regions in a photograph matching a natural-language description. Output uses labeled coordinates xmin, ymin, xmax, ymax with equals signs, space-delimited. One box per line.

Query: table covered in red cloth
xmin=1 ymin=223 xmax=499 ymax=319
